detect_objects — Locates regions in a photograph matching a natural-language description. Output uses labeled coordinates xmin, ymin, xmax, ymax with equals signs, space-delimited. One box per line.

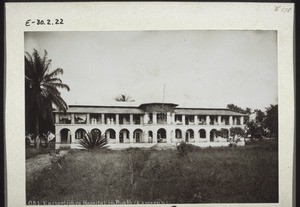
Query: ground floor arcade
xmin=55 ymin=125 xmax=245 ymax=149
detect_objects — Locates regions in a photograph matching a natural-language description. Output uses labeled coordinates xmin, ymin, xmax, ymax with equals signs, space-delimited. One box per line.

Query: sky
xmin=24 ymin=31 xmax=277 ymax=110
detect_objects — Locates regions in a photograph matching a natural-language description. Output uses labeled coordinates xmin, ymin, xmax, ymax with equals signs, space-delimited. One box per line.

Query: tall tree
xmin=25 ymin=49 xmax=70 ymax=142
xmin=114 ymin=94 xmax=135 ymax=102
xmin=264 ymin=104 xmax=278 ymax=139
xmin=227 ymin=104 xmax=251 ymax=115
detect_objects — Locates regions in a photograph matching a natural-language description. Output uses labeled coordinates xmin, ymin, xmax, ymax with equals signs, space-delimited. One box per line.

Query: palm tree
xmin=114 ymin=94 xmax=135 ymax=102
xmin=25 ymin=49 xmax=70 ymax=146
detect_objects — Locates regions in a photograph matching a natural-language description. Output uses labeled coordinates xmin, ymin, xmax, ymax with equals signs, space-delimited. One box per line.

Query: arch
xmin=185 ymin=129 xmax=194 ymax=142
xmin=91 ymin=128 xmax=101 ymax=138
xmin=105 ymin=128 xmax=116 ymax=139
xmin=134 ymin=128 xmax=143 ymax=143
xmin=199 ymin=129 xmax=206 ymax=139
xmin=60 ymin=128 xmax=71 ymax=143
xmin=119 ymin=128 xmax=130 ymax=143
xmin=210 ymin=129 xmax=217 ymax=142
xmin=175 ymin=129 xmax=182 ymax=139
xmin=157 ymin=128 xmax=166 ymax=143
xmin=75 ymin=128 xmax=86 ymax=139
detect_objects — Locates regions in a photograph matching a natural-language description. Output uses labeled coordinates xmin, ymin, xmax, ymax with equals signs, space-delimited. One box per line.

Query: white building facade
xmin=54 ymin=103 xmax=247 ymax=149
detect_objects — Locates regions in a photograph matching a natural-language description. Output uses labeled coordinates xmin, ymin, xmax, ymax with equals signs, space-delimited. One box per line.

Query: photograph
xmin=24 ymin=30 xmax=279 ymax=204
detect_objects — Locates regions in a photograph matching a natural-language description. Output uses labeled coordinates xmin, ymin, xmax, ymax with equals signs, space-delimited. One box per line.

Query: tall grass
xmin=26 ymin=146 xmax=278 ymax=204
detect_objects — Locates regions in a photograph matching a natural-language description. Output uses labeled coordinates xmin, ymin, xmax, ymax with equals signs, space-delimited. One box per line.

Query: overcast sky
xmin=25 ymin=31 xmax=277 ymax=110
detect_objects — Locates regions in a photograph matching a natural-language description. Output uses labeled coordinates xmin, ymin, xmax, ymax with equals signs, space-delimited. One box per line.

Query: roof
xmin=54 ymin=105 xmax=246 ymax=116
xmin=55 ymin=105 xmax=144 ymax=114
xmin=174 ymin=108 xmax=246 ymax=116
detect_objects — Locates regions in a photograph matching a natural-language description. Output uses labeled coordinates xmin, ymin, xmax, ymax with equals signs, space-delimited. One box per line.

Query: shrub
xmin=78 ymin=131 xmax=108 ymax=150
xmin=177 ymin=141 xmax=195 ymax=157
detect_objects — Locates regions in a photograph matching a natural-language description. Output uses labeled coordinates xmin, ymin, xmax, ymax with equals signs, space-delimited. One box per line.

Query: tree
xmin=230 ymin=127 xmax=245 ymax=142
xmin=114 ymin=94 xmax=135 ymax=102
xmin=227 ymin=104 xmax=252 ymax=115
xmin=264 ymin=104 xmax=278 ymax=139
xmin=25 ymin=49 xmax=70 ymax=146
xmin=78 ymin=131 xmax=108 ymax=150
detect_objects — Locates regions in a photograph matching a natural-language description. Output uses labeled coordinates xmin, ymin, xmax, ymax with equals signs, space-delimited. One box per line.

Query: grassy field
xmin=26 ymin=144 xmax=278 ymax=204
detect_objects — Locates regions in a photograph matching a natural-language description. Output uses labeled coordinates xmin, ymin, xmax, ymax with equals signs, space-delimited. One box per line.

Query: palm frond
xmin=78 ymin=131 xmax=108 ymax=150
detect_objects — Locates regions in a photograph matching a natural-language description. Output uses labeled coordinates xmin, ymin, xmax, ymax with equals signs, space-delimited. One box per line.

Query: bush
xmin=177 ymin=141 xmax=195 ymax=157
xmin=78 ymin=131 xmax=108 ymax=150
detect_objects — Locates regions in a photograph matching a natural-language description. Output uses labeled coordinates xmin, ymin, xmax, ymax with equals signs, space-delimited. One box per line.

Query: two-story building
xmin=54 ymin=103 xmax=247 ymax=149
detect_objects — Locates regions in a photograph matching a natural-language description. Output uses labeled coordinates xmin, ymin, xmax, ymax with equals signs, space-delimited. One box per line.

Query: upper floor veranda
xmin=54 ymin=103 xmax=248 ymax=127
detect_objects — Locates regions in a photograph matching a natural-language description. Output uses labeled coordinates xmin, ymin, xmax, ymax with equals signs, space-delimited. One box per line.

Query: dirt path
xmin=26 ymin=150 xmax=69 ymax=183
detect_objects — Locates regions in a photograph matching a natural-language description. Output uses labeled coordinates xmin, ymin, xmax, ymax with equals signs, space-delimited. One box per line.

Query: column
xmin=194 ymin=115 xmax=198 ymax=125
xmin=153 ymin=132 xmax=157 ymax=143
xmin=172 ymin=113 xmax=175 ymax=124
xmin=182 ymin=130 xmax=186 ymax=142
xmin=206 ymin=130 xmax=210 ymax=142
xmin=116 ymin=114 xmax=119 ymax=125
xmin=153 ymin=112 xmax=157 ymax=124
xmin=71 ymin=114 xmax=75 ymax=124
xmin=130 ymin=114 xmax=133 ymax=125
xmin=229 ymin=116 xmax=233 ymax=125
xmin=55 ymin=129 xmax=61 ymax=143
xmin=101 ymin=114 xmax=105 ymax=125
xmin=86 ymin=114 xmax=90 ymax=124
xmin=218 ymin=116 xmax=221 ymax=125
xmin=166 ymin=130 xmax=171 ymax=144
xmin=143 ymin=113 xmax=148 ymax=124
xmin=55 ymin=114 xmax=59 ymax=124
xmin=182 ymin=115 xmax=186 ymax=125
xmin=129 ymin=131 xmax=134 ymax=143
xmin=116 ymin=130 xmax=120 ymax=143
xmin=167 ymin=112 xmax=171 ymax=124
xmin=140 ymin=115 xmax=143 ymax=125
xmin=67 ymin=130 xmax=71 ymax=143
xmin=241 ymin=116 xmax=244 ymax=125
xmin=206 ymin=115 xmax=210 ymax=125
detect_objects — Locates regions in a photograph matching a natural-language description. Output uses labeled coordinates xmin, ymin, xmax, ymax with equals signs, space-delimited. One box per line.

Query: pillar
xmin=182 ymin=130 xmax=186 ymax=142
xmin=144 ymin=113 xmax=148 ymax=124
xmin=116 ymin=130 xmax=120 ymax=143
xmin=55 ymin=129 xmax=61 ymax=143
xmin=229 ymin=116 xmax=233 ymax=125
xmin=101 ymin=114 xmax=105 ymax=125
xmin=194 ymin=115 xmax=198 ymax=125
xmin=153 ymin=132 xmax=157 ymax=143
xmin=172 ymin=113 xmax=175 ymax=124
xmin=167 ymin=112 xmax=171 ymax=124
xmin=86 ymin=114 xmax=90 ymax=124
xmin=182 ymin=115 xmax=186 ymax=125
xmin=241 ymin=116 xmax=244 ymax=125
xmin=130 ymin=114 xmax=133 ymax=125
xmin=206 ymin=115 xmax=210 ymax=125
xmin=129 ymin=131 xmax=134 ymax=143
xmin=218 ymin=116 xmax=221 ymax=125
xmin=71 ymin=114 xmax=75 ymax=124
xmin=116 ymin=114 xmax=119 ymax=125
xmin=140 ymin=115 xmax=143 ymax=125
xmin=55 ymin=114 xmax=59 ymax=124
xmin=166 ymin=130 xmax=171 ymax=144
xmin=153 ymin=112 xmax=157 ymax=124
xmin=206 ymin=130 xmax=210 ymax=142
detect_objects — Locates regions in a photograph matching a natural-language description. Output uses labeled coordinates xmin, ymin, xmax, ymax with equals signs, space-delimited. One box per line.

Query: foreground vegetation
xmin=26 ymin=144 xmax=278 ymax=204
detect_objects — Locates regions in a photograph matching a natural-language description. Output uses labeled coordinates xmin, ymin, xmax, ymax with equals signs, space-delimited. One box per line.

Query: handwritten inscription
xmin=25 ymin=19 xmax=64 ymax=26
xmin=274 ymin=5 xmax=292 ymax=13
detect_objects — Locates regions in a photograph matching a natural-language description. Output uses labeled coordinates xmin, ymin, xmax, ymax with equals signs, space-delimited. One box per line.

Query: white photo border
xmin=5 ymin=2 xmax=294 ymax=207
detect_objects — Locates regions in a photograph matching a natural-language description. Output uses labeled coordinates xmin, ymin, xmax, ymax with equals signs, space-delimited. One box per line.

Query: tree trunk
xmin=35 ymin=114 xmax=40 ymax=148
